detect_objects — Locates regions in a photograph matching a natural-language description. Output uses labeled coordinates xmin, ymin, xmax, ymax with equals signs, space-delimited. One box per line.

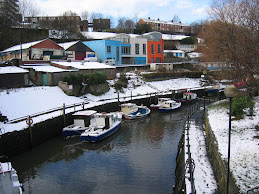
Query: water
xmin=11 ymin=107 xmax=188 ymax=194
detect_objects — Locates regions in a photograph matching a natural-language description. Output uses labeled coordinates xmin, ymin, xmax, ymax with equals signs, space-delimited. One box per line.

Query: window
xmin=151 ymin=44 xmax=154 ymax=55
xmin=158 ymin=44 xmax=161 ymax=54
xmin=135 ymin=44 xmax=139 ymax=55
xmin=122 ymin=46 xmax=131 ymax=54
xmin=116 ymin=47 xmax=119 ymax=61
xmin=107 ymin=46 xmax=111 ymax=53
xmin=143 ymin=44 xmax=146 ymax=55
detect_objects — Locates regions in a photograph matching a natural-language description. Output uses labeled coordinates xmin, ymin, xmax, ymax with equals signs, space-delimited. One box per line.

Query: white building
xmin=164 ymin=50 xmax=185 ymax=58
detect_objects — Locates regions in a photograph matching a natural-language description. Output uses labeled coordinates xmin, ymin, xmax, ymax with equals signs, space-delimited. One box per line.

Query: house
xmin=138 ymin=18 xmax=191 ymax=35
xmin=150 ymin=63 xmax=174 ymax=72
xmin=92 ymin=19 xmax=110 ymax=31
xmin=176 ymin=44 xmax=197 ymax=53
xmin=199 ymin=62 xmax=229 ymax=70
xmin=140 ymin=32 xmax=164 ymax=63
xmin=22 ymin=63 xmax=77 ymax=86
xmin=83 ymin=40 xmax=122 ymax=65
xmin=164 ymin=50 xmax=185 ymax=58
xmin=0 ymin=66 xmax=29 ymax=88
xmin=106 ymin=33 xmax=148 ymax=64
xmin=58 ymin=41 xmax=96 ymax=61
xmin=0 ymin=38 xmax=64 ymax=62
xmin=51 ymin=61 xmax=116 ymax=80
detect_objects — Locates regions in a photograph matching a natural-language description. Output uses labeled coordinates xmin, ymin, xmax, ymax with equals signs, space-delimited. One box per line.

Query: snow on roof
xmin=80 ymin=31 xmax=118 ymax=40
xmin=22 ymin=65 xmax=78 ymax=73
xmin=0 ymin=66 xmax=29 ymax=74
xmin=164 ymin=50 xmax=185 ymax=53
xmin=162 ymin=34 xmax=190 ymax=40
xmin=52 ymin=61 xmax=116 ymax=70
xmin=58 ymin=41 xmax=79 ymax=50
xmin=2 ymin=39 xmax=44 ymax=53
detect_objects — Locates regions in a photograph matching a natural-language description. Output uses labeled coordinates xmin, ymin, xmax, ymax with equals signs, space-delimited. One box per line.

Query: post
xmin=29 ymin=115 xmax=32 ymax=146
xmin=131 ymin=90 xmax=132 ymax=101
xmin=74 ymin=104 xmax=76 ymax=112
xmin=149 ymin=93 xmax=152 ymax=105
xmin=117 ymin=92 xmax=120 ymax=103
xmin=227 ymin=97 xmax=232 ymax=194
xmin=63 ymin=103 xmax=66 ymax=127
xmin=82 ymin=102 xmax=85 ymax=110
xmin=204 ymin=96 xmax=206 ymax=114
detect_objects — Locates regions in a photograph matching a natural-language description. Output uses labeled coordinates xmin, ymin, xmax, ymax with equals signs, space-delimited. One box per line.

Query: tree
xmin=117 ymin=17 xmax=135 ymax=33
xmin=19 ymin=0 xmax=41 ymax=19
xmin=81 ymin=10 xmax=90 ymax=21
xmin=172 ymin=15 xmax=180 ymax=23
xmin=198 ymin=0 xmax=259 ymax=94
xmin=134 ymin=23 xmax=152 ymax=34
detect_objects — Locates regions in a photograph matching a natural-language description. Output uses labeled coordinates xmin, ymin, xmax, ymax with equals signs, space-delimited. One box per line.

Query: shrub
xmin=231 ymin=96 xmax=255 ymax=117
xmin=84 ymin=72 xmax=107 ymax=85
xmin=114 ymin=73 xmax=128 ymax=92
xmin=63 ymin=73 xmax=83 ymax=85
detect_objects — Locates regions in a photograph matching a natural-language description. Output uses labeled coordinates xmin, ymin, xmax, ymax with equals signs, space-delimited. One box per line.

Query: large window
xmin=151 ymin=44 xmax=154 ymax=55
xmin=107 ymin=46 xmax=111 ymax=53
xmin=116 ymin=47 xmax=119 ymax=61
xmin=143 ymin=44 xmax=146 ymax=55
xmin=135 ymin=44 xmax=139 ymax=55
xmin=122 ymin=46 xmax=131 ymax=55
xmin=158 ymin=44 xmax=161 ymax=54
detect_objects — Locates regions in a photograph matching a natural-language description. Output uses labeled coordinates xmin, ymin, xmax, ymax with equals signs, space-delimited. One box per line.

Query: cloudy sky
xmin=35 ymin=0 xmax=211 ymax=26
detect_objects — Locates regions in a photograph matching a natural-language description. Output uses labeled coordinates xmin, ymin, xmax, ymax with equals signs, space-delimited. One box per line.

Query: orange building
xmin=141 ymin=32 xmax=164 ymax=63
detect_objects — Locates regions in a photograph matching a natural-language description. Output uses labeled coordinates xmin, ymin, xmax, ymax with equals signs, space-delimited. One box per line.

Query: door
xmin=42 ymin=73 xmax=47 ymax=86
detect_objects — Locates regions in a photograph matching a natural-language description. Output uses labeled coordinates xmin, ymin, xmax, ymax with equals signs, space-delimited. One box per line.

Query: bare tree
xmin=172 ymin=15 xmax=180 ymax=23
xmin=81 ymin=10 xmax=90 ymax=21
xmin=19 ymin=0 xmax=41 ymax=19
xmin=198 ymin=0 xmax=259 ymax=93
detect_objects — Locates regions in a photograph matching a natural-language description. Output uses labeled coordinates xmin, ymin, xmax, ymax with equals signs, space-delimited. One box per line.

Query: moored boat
xmin=175 ymin=92 xmax=197 ymax=104
xmin=80 ymin=112 xmax=122 ymax=142
xmin=124 ymin=105 xmax=151 ymax=120
xmin=0 ymin=159 xmax=23 ymax=194
xmin=159 ymin=100 xmax=181 ymax=112
xmin=62 ymin=110 xmax=97 ymax=138
xmin=150 ymin=98 xmax=171 ymax=110
xmin=120 ymin=103 xmax=138 ymax=117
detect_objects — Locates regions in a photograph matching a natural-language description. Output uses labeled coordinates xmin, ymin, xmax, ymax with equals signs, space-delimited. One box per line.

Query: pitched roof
xmin=52 ymin=61 xmax=116 ymax=70
xmin=0 ymin=66 xmax=29 ymax=74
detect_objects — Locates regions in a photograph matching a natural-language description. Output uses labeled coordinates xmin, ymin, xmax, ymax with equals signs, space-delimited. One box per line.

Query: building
xmin=138 ymin=18 xmax=191 ymax=35
xmin=176 ymin=44 xmax=197 ymax=53
xmin=164 ymin=50 xmax=185 ymax=58
xmin=51 ymin=61 xmax=116 ymax=80
xmin=58 ymin=41 xmax=95 ymax=61
xmin=0 ymin=0 xmax=19 ymax=24
xmin=140 ymin=32 xmax=164 ymax=63
xmin=150 ymin=63 xmax=174 ymax=72
xmin=83 ymin=40 xmax=122 ymax=65
xmin=0 ymin=66 xmax=29 ymax=88
xmin=93 ymin=19 xmax=110 ymax=31
xmin=106 ymin=33 xmax=148 ymax=64
xmin=1 ymin=38 xmax=64 ymax=61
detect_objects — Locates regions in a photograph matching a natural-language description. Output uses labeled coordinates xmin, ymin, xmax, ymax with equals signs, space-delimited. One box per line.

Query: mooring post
xmin=63 ymin=103 xmax=66 ymax=127
xmin=149 ymin=93 xmax=152 ymax=105
xmin=131 ymin=90 xmax=132 ymax=101
xmin=82 ymin=102 xmax=85 ymax=110
xmin=117 ymin=92 xmax=120 ymax=103
xmin=29 ymin=115 xmax=33 ymax=146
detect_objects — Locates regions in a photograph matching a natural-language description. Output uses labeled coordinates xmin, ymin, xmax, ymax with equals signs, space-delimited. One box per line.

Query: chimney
xmin=148 ymin=17 xmax=150 ymax=19
xmin=158 ymin=18 xmax=160 ymax=21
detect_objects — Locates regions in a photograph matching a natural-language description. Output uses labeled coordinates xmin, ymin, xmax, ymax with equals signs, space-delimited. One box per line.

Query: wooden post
xmin=149 ymin=93 xmax=152 ymax=105
xmin=82 ymin=102 xmax=85 ymax=110
xmin=117 ymin=92 xmax=120 ymax=103
xmin=74 ymin=104 xmax=76 ymax=112
xmin=29 ymin=115 xmax=33 ymax=146
xmin=63 ymin=103 xmax=66 ymax=127
xmin=131 ymin=91 xmax=132 ymax=101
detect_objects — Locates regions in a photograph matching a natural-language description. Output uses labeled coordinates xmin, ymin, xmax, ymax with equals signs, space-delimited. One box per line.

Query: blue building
xmin=83 ymin=40 xmax=122 ymax=65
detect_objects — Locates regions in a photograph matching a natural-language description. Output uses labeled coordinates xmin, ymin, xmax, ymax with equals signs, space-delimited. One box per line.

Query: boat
xmin=124 ymin=105 xmax=151 ymax=120
xmin=150 ymin=98 xmax=171 ymax=110
xmin=62 ymin=110 xmax=97 ymax=138
xmin=175 ymin=92 xmax=197 ymax=104
xmin=159 ymin=100 xmax=181 ymax=112
xmin=0 ymin=158 xmax=23 ymax=194
xmin=80 ymin=112 xmax=122 ymax=142
xmin=119 ymin=103 xmax=138 ymax=117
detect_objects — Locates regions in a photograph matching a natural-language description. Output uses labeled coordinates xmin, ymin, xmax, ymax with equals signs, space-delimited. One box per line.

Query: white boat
xmin=120 ymin=103 xmax=138 ymax=117
xmin=150 ymin=98 xmax=171 ymax=110
xmin=159 ymin=100 xmax=181 ymax=112
xmin=175 ymin=92 xmax=198 ymax=104
xmin=124 ymin=105 xmax=151 ymax=120
xmin=62 ymin=110 xmax=97 ymax=138
xmin=80 ymin=112 xmax=122 ymax=142
xmin=0 ymin=160 xmax=23 ymax=194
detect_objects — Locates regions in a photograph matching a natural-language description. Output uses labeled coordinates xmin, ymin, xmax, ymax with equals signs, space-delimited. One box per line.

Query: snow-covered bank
xmin=0 ymin=75 xmax=203 ymax=134
xmin=207 ymin=97 xmax=259 ymax=192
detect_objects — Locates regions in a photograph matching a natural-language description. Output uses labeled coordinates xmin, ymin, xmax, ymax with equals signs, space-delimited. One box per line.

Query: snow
xmin=21 ymin=65 xmax=77 ymax=73
xmin=0 ymin=66 xmax=29 ymax=74
xmin=52 ymin=61 xmax=116 ymax=70
xmin=80 ymin=31 xmax=118 ymax=40
xmin=207 ymin=98 xmax=259 ymax=192
xmin=58 ymin=41 xmax=79 ymax=50
xmin=2 ymin=40 xmax=43 ymax=53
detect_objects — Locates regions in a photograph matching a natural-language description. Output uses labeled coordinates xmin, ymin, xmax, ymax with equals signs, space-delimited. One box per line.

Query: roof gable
xmin=31 ymin=39 xmax=63 ymax=50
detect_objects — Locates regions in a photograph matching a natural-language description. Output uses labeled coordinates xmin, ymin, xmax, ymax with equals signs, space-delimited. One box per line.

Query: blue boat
xmin=124 ymin=105 xmax=151 ymax=120
xmin=159 ymin=100 xmax=181 ymax=112
xmin=120 ymin=103 xmax=139 ymax=118
xmin=80 ymin=112 xmax=122 ymax=142
xmin=62 ymin=110 xmax=97 ymax=138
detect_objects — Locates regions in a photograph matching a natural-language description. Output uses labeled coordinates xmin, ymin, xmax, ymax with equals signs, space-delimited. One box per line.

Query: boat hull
xmin=124 ymin=107 xmax=151 ymax=120
xmin=62 ymin=125 xmax=90 ymax=138
xmin=80 ymin=121 xmax=121 ymax=142
xmin=159 ymin=104 xmax=181 ymax=112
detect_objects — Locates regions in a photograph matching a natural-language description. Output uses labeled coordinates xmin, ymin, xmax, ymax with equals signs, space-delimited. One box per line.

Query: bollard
xmin=63 ymin=103 xmax=66 ymax=127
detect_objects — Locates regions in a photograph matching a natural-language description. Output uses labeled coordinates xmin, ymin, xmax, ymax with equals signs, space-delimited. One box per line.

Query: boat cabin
xmin=163 ymin=100 xmax=178 ymax=108
xmin=72 ymin=110 xmax=97 ymax=128
xmin=120 ymin=103 xmax=138 ymax=114
xmin=158 ymin=98 xmax=171 ymax=106
xmin=183 ymin=92 xmax=197 ymax=100
xmin=94 ymin=113 xmax=119 ymax=129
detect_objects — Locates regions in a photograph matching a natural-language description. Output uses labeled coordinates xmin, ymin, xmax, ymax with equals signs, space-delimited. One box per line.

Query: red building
xmin=141 ymin=32 xmax=164 ymax=63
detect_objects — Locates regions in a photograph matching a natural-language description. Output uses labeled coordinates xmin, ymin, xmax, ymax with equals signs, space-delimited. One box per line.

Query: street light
xmin=224 ymin=85 xmax=238 ymax=194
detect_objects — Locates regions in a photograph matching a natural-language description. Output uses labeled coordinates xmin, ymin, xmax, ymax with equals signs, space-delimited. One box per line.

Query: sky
xmin=34 ymin=0 xmax=211 ymax=26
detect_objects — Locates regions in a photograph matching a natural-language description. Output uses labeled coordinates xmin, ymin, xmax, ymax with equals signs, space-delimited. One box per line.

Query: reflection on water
xmin=11 ymin=107 xmax=188 ymax=194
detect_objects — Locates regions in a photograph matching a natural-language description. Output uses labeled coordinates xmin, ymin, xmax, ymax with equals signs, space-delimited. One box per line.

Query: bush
xmin=84 ymin=72 xmax=107 ymax=85
xmin=231 ymin=96 xmax=255 ymax=117
xmin=63 ymin=73 xmax=83 ymax=85
xmin=114 ymin=73 xmax=128 ymax=92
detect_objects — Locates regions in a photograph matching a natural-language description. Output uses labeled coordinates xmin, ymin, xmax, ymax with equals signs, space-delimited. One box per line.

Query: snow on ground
xmin=185 ymin=120 xmax=218 ymax=193
xmin=207 ymin=97 xmax=259 ymax=192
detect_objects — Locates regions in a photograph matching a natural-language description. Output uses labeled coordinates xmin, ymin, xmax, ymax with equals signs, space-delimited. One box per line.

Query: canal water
xmin=11 ymin=106 xmax=189 ymax=194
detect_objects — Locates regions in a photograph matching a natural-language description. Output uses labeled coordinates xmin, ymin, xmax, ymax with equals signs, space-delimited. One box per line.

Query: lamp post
xmin=224 ymin=85 xmax=238 ymax=194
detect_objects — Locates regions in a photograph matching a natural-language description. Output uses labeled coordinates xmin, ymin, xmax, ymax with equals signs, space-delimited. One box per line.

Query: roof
xmin=22 ymin=65 xmax=78 ymax=73
xmin=164 ymin=50 xmax=185 ymax=53
xmin=73 ymin=110 xmax=97 ymax=116
xmin=58 ymin=41 xmax=79 ymax=50
xmin=52 ymin=61 xmax=116 ymax=70
xmin=162 ymin=34 xmax=190 ymax=40
xmin=141 ymin=18 xmax=189 ymax=27
xmin=80 ymin=32 xmax=117 ymax=40
xmin=0 ymin=66 xmax=29 ymax=74
xmin=2 ymin=40 xmax=43 ymax=53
